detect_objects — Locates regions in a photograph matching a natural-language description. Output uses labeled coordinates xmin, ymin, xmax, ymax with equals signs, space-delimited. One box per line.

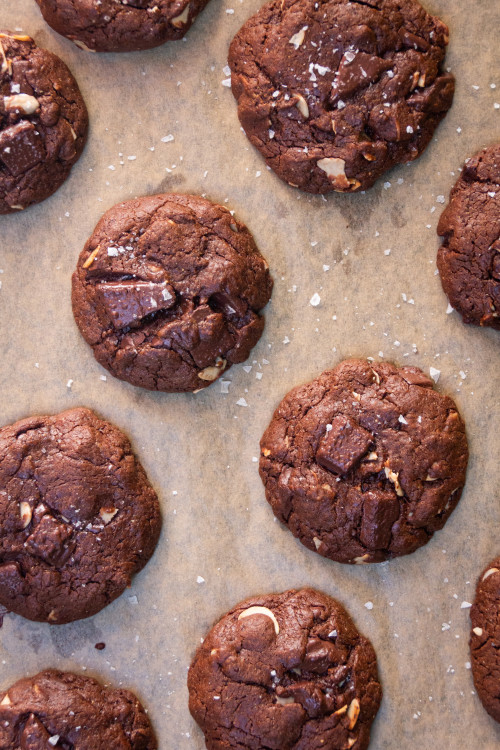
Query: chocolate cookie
xmin=0 ymin=669 xmax=157 ymax=748
xmin=71 ymin=193 xmax=273 ymax=393
xmin=228 ymin=0 xmax=454 ymax=193
xmin=0 ymin=407 xmax=161 ymax=624
xmin=188 ymin=588 xmax=382 ymax=750
xmin=470 ymin=557 xmax=500 ymax=723
xmin=0 ymin=31 xmax=88 ymax=214
xmin=259 ymin=359 xmax=468 ymax=564
xmin=35 ymin=0 xmax=211 ymax=53
xmin=437 ymin=144 xmax=500 ymax=329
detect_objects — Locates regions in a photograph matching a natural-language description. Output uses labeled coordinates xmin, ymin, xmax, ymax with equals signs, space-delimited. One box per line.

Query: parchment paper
xmin=0 ymin=0 xmax=499 ymax=747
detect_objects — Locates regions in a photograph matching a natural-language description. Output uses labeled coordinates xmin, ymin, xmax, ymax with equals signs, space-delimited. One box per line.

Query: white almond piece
xmin=0 ymin=694 xmax=11 ymax=706
xmin=275 ymin=695 xmax=295 ymax=705
xmin=317 ymin=157 xmax=346 ymax=179
xmin=295 ymin=94 xmax=309 ymax=118
xmin=289 ymin=26 xmax=308 ymax=49
xmin=19 ymin=501 xmax=32 ymax=528
xmin=366 ymin=452 xmax=378 ymax=461
xmin=73 ymin=40 xmax=96 ymax=51
xmin=482 ymin=568 xmax=500 ymax=581
xmin=334 ymin=704 xmax=347 ymax=716
xmin=313 ymin=536 xmax=322 ymax=549
xmin=100 ymin=508 xmax=118 ymax=524
xmin=4 ymin=94 xmax=39 ymax=114
xmin=347 ymin=698 xmax=360 ymax=729
xmin=384 ymin=466 xmax=404 ymax=496
xmin=238 ymin=606 xmax=280 ymax=634
xmin=172 ymin=4 xmax=190 ymax=27
xmin=354 ymin=554 xmax=370 ymax=564
xmin=473 ymin=627 xmax=483 ymax=636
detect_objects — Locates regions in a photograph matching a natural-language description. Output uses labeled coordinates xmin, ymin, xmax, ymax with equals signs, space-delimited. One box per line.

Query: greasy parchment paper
xmin=0 ymin=0 xmax=499 ymax=747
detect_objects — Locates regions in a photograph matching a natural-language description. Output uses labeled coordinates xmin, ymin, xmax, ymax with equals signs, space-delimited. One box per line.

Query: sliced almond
xmin=317 ymin=157 xmax=347 ymax=180
xmin=238 ymin=606 xmax=279 ymax=634
xmin=347 ymin=698 xmax=360 ymax=729
xmin=352 ymin=391 xmax=361 ymax=401
xmin=295 ymin=94 xmax=309 ymax=119
xmin=73 ymin=40 xmax=96 ymax=52
xmin=0 ymin=33 xmax=31 ymax=41
xmin=3 ymin=94 xmax=39 ymax=115
xmin=473 ymin=627 xmax=483 ymax=636
xmin=99 ymin=507 xmax=118 ymax=524
xmin=347 ymin=739 xmax=356 ymax=749
xmin=48 ymin=609 xmax=58 ymax=622
xmin=482 ymin=568 xmax=499 ymax=582
xmin=276 ymin=695 xmax=295 ymax=705
xmin=334 ymin=704 xmax=347 ymax=716
xmin=313 ymin=536 xmax=322 ymax=549
xmin=371 ymin=369 xmax=380 ymax=384
xmin=198 ymin=358 xmax=227 ymax=381
xmin=384 ymin=465 xmax=404 ymax=497
xmin=0 ymin=694 xmax=11 ymax=706
xmin=171 ymin=4 xmax=190 ymax=27
xmin=289 ymin=26 xmax=308 ymax=50
xmin=19 ymin=501 xmax=32 ymax=528
xmin=353 ymin=554 xmax=370 ymax=564
xmin=362 ymin=152 xmax=376 ymax=161
xmin=417 ymin=73 xmax=426 ymax=87
xmin=262 ymin=448 xmax=271 ymax=457
xmin=83 ymin=245 xmax=100 ymax=269
xmin=425 ymin=474 xmax=439 ymax=481
xmin=366 ymin=452 xmax=378 ymax=461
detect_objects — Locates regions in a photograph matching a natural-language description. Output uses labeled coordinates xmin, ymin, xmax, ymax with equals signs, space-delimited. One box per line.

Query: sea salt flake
xmin=429 ymin=367 xmax=440 ymax=383
xmin=197 ymin=576 xmax=205 ymax=584
xmin=310 ymin=292 xmax=321 ymax=307
xmin=236 ymin=397 xmax=248 ymax=407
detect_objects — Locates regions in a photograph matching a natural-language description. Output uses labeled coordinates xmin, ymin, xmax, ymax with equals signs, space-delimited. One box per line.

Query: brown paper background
xmin=0 ymin=0 xmax=499 ymax=746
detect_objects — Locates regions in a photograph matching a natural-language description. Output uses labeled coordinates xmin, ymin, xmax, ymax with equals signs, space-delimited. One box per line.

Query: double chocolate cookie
xmin=188 ymin=588 xmax=382 ymax=750
xmin=260 ymin=359 xmax=468 ymax=564
xmin=72 ymin=193 xmax=273 ymax=393
xmin=35 ymin=0 xmax=211 ymax=53
xmin=437 ymin=144 xmax=500 ymax=329
xmin=229 ymin=0 xmax=454 ymax=193
xmin=470 ymin=557 xmax=500 ymax=723
xmin=0 ymin=670 xmax=157 ymax=748
xmin=0 ymin=407 xmax=161 ymax=624
xmin=0 ymin=31 xmax=88 ymax=214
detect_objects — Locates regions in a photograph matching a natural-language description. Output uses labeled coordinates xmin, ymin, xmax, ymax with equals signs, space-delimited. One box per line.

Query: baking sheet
xmin=0 ymin=0 xmax=499 ymax=746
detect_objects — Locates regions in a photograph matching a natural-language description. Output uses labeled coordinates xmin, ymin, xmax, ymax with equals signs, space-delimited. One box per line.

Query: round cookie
xmin=470 ymin=557 xmax=500 ymax=723
xmin=0 ymin=407 xmax=161 ymax=624
xmin=0 ymin=31 xmax=88 ymax=214
xmin=259 ymin=359 xmax=468 ymax=564
xmin=0 ymin=669 xmax=157 ymax=748
xmin=228 ymin=0 xmax=454 ymax=193
xmin=188 ymin=588 xmax=382 ymax=750
xmin=71 ymin=193 xmax=273 ymax=393
xmin=437 ymin=144 xmax=500 ymax=329
xmin=35 ymin=0 xmax=212 ymax=53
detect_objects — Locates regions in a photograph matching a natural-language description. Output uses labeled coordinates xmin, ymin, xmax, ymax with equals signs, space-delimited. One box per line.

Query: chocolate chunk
xmin=360 ymin=490 xmax=400 ymax=550
xmin=0 ymin=121 xmax=44 ymax=176
xmin=316 ymin=415 xmax=373 ymax=475
xmin=95 ymin=280 xmax=176 ymax=329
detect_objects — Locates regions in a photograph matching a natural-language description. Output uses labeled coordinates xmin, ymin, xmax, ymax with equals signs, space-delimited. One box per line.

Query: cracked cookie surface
xmin=188 ymin=588 xmax=382 ymax=750
xmin=0 ymin=31 xmax=88 ymax=213
xmin=470 ymin=556 xmax=500 ymax=723
xmin=71 ymin=193 xmax=273 ymax=393
xmin=437 ymin=143 xmax=500 ymax=329
xmin=228 ymin=0 xmax=454 ymax=193
xmin=0 ymin=407 xmax=161 ymax=624
xmin=259 ymin=359 xmax=468 ymax=564
xmin=0 ymin=669 xmax=157 ymax=749
xmin=35 ymin=0 xmax=212 ymax=52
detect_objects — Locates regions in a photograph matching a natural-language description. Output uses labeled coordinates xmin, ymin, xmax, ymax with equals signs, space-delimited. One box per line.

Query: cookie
xmin=437 ymin=144 xmax=500 ymax=329
xmin=35 ymin=0 xmax=211 ymax=53
xmin=0 ymin=407 xmax=161 ymax=624
xmin=0 ymin=669 xmax=157 ymax=748
xmin=228 ymin=0 xmax=454 ymax=193
xmin=188 ymin=588 xmax=382 ymax=750
xmin=259 ymin=359 xmax=468 ymax=564
xmin=71 ymin=193 xmax=273 ymax=393
xmin=470 ymin=557 xmax=500 ymax=723
xmin=0 ymin=31 xmax=88 ymax=214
